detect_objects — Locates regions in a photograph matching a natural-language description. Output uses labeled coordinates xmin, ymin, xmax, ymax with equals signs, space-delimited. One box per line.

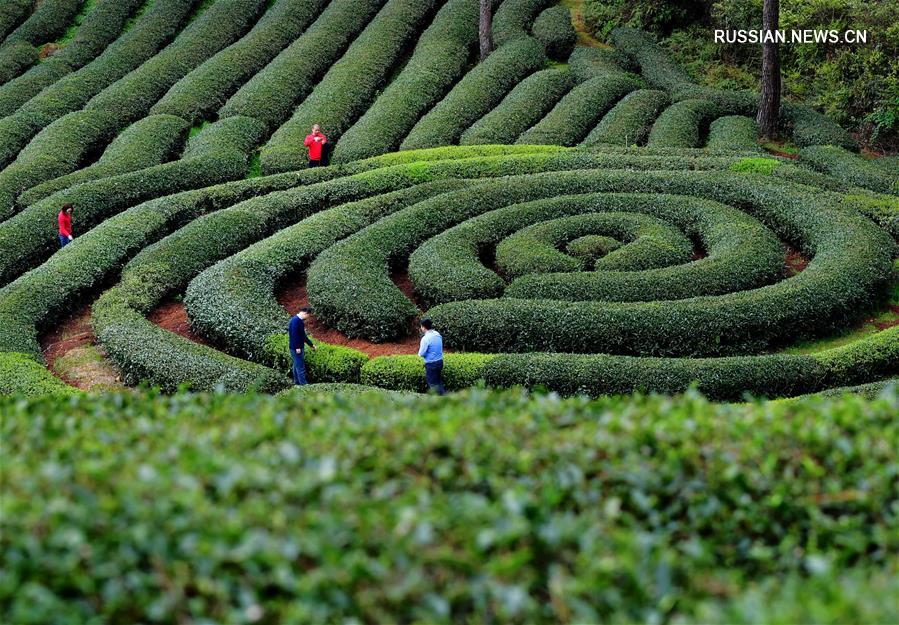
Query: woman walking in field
xmin=58 ymin=203 xmax=74 ymax=248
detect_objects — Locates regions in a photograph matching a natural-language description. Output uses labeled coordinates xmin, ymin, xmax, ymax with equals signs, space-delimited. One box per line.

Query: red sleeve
xmin=58 ymin=213 xmax=71 ymax=238
xmin=320 ymin=134 xmax=327 ymax=144
xmin=304 ymin=135 xmax=314 ymax=147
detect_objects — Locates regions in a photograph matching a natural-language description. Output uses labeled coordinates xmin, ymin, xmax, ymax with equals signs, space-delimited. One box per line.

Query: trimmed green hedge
xmin=0 ymin=0 xmax=144 ymax=116
xmin=332 ymin=0 xmax=478 ymax=163
xmin=0 ymin=0 xmax=32 ymax=42
xmin=706 ymin=115 xmax=761 ymax=152
xmin=265 ymin=334 xmax=370 ymax=384
xmin=492 ymin=0 xmax=553 ymax=46
xmin=218 ymin=0 xmax=384 ymax=130
xmin=361 ymin=352 xmax=494 ymax=391
xmin=0 ymin=0 xmax=199 ymax=170
xmin=18 ymin=114 xmax=190 ymax=205
xmin=0 ymin=352 xmax=77 ymax=397
xmin=0 ymin=0 xmax=84 ymax=83
xmin=0 ymin=116 xmax=262 ymax=286
xmin=799 ymin=145 xmax=897 ymax=195
xmin=647 ymin=98 xmax=721 ymax=148
xmin=400 ymin=37 xmax=547 ymax=150
xmin=261 ymin=0 xmax=440 ymax=174
xmin=567 ymin=45 xmax=637 ymax=81
xmin=481 ymin=326 xmax=899 ymax=399
xmin=841 ymin=193 xmax=899 ymax=240
xmin=425 ymin=172 xmax=894 ymax=357
xmin=460 ymin=68 xmax=574 ymax=145
xmin=151 ymin=0 xmax=328 ymax=125
xmin=582 ymin=88 xmax=669 ymax=146
xmin=185 ymin=182 xmax=466 ymax=364
xmin=518 ymin=73 xmax=641 ymax=146
xmin=2 ymin=389 xmax=898 ymax=621
xmin=0 ymin=39 xmax=37 ymax=86
xmin=531 ymin=5 xmax=575 ymax=60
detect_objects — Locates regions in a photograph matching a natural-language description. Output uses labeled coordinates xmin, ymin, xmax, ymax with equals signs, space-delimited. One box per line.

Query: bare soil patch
xmin=147 ymin=299 xmax=211 ymax=346
xmin=39 ymin=305 xmax=124 ymax=391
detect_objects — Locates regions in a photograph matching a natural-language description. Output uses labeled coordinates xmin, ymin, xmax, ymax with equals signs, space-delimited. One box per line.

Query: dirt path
xmin=147 ymin=299 xmax=211 ymax=345
xmin=40 ymin=305 xmax=125 ymax=392
xmin=560 ymin=0 xmax=608 ymax=49
xmin=276 ymin=272 xmax=428 ymax=359
xmin=784 ymin=245 xmax=809 ymax=276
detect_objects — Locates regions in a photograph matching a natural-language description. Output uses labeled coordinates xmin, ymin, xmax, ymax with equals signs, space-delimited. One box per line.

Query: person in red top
xmin=304 ymin=123 xmax=327 ymax=167
xmin=58 ymin=203 xmax=74 ymax=248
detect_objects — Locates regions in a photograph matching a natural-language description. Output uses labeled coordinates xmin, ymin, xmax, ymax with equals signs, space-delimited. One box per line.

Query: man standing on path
xmin=418 ymin=318 xmax=445 ymax=395
xmin=58 ymin=203 xmax=74 ymax=248
xmin=304 ymin=124 xmax=327 ymax=167
xmin=288 ymin=307 xmax=316 ymax=385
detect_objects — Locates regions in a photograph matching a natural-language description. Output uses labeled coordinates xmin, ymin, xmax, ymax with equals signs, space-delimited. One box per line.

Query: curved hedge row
xmin=400 ymin=37 xmax=546 ymax=150
xmin=647 ymin=98 xmax=721 ymax=148
xmin=567 ymin=45 xmax=637 ymax=82
xmin=582 ymin=89 xmax=669 ymax=147
xmin=705 ymin=115 xmax=760 ymax=152
xmin=0 ymin=0 xmax=144 ymax=116
xmin=260 ymin=0 xmax=440 ymax=174
xmin=18 ymin=114 xmax=190 ymax=205
xmin=0 ymin=0 xmax=199 ymax=170
xmin=218 ymin=0 xmax=385 ymax=131
xmin=0 ymin=0 xmax=264 ymax=203
xmin=331 ymin=0 xmax=479 ymax=163
xmin=0 ymin=0 xmax=83 ymax=84
xmin=517 ymin=73 xmax=640 ymax=146
xmin=799 ymin=145 xmax=897 ymax=195
xmin=0 ymin=0 xmax=32 ymax=43
xmin=0 ymin=352 xmax=77 ymax=396
xmin=150 ymin=0 xmax=328 ymax=125
xmin=840 ymin=193 xmax=899 ymax=241
xmin=407 ymin=192 xmax=775 ymax=306
xmin=531 ymin=5 xmax=575 ymax=60
xmin=460 ymin=68 xmax=574 ymax=145
xmin=425 ymin=172 xmax=894 ymax=356
xmin=491 ymin=0 xmax=553 ymax=47
xmin=0 ymin=116 xmax=263 ymax=286
xmin=185 ymin=182 xmax=467 ymax=364
xmin=0 ymin=39 xmax=36 ymax=87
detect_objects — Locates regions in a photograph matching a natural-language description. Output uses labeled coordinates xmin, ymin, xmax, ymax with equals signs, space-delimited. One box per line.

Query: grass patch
xmin=55 ymin=0 xmax=97 ymax=47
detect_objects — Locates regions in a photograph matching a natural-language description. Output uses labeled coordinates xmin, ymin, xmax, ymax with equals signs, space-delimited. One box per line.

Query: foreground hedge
xmin=2 ymin=388 xmax=897 ymax=622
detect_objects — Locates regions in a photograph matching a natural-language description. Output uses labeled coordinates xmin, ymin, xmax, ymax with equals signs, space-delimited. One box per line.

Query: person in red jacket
xmin=58 ymin=203 xmax=74 ymax=248
xmin=304 ymin=124 xmax=327 ymax=167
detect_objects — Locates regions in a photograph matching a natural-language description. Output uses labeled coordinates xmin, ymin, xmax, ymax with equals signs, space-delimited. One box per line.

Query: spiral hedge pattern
xmin=0 ymin=1 xmax=895 ymax=399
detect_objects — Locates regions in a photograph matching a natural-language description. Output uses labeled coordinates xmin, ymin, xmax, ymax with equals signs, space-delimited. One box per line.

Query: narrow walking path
xmin=40 ymin=305 xmax=125 ymax=392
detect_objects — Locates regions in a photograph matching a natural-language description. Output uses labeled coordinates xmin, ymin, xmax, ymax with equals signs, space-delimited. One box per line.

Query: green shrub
xmin=18 ymin=114 xmax=190 ymax=205
xmin=841 ymin=193 xmax=899 ymax=240
xmin=568 ymin=45 xmax=638 ymax=81
xmin=0 ymin=39 xmax=38 ymax=86
xmin=647 ymin=98 xmax=721 ymax=148
xmin=532 ymin=5 xmax=575 ymax=59
xmin=799 ymin=145 xmax=897 ymax=195
xmin=706 ymin=115 xmax=760 ymax=152
xmin=219 ymin=0 xmax=384 ymax=130
xmin=150 ymin=0 xmax=328 ymax=125
xmin=491 ymin=0 xmax=553 ymax=46
xmin=280 ymin=382 xmax=413 ymax=398
xmin=0 ymin=0 xmax=144 ymax=116
xmin=460 ymin=68 xmax=574 ymax=145
xmin=0 ymin=0 xmax=32 ymax=41
xmin=360 ymin=352 xmax=495 ymax=391
xmin=0 ymin=352 xmax=77 ymax=397
xmin=2 ymin=389 xmax=898 ymax=621
xmin=517 ymin=72 xmax=641 ymax=146
xmin=582 ymin=89 xmax=669 ymax=146
xmin=400 ymin=37 xmax=547 ymax=150
xmin=2 ymin=0 xmax=84 ymax=46
xmin=332 ymin=0 xmax=479 ymax=163
xmin=261 ymin=0 xmax=440 ymax=174
xmin=265 ymin=334 xmax=370 ymax=384
xmin=729 ymin=157 xmax=781 ymax=175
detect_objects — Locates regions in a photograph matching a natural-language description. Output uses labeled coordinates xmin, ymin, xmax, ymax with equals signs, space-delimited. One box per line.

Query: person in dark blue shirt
xmin=288 ymin=307 xmax=316 ymax=385
xmin=418 ymin=318 xmax=445 ymax=395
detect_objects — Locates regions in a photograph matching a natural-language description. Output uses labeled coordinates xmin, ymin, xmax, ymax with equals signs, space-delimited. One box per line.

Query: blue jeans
xmin=424 ymin=360 xmax=445 ymax=395
xmin=291 ymin=350 xmax=308 ymax=385
xmin=59 ymin=235 xmax=70 ymax=248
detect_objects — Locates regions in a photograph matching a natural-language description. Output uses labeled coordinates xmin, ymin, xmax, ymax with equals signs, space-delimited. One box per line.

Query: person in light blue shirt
xmin=417 ymin=318 xmax=445 ymax=395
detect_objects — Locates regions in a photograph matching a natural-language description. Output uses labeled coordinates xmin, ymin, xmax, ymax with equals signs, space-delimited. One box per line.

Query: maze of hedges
xmin=0 ymin=0 xmax=896 ymax=398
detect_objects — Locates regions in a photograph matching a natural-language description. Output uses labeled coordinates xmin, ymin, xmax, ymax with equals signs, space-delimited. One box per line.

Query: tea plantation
xmin=0 ymin=0 xmax=897 ymax=620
